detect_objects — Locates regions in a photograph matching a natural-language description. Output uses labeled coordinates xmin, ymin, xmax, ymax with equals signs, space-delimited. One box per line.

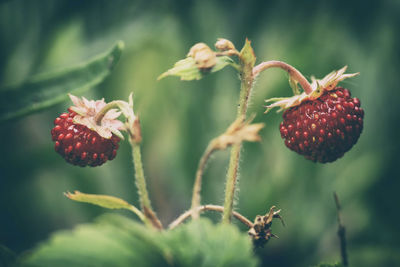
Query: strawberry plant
xmin=0 ymin=37 xmax=364 ymax=267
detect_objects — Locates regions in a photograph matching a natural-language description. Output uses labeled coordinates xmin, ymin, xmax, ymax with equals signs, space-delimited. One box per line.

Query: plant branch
xmin=190 ymin=144 xmax=216 ymax=219
xmin=334 ymin=192 xmax=348 ymax=267
xmin=253 ymin=60 xmax=313 ymax=94
xmin=169 ymin=204 xmax=253 ymax=230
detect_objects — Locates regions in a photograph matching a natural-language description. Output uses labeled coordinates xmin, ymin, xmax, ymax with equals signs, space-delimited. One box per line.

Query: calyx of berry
xmin=265 ymin=66 xmax=359 ymax=113
xmin=69 ymin=94 xmax=125 ymax=139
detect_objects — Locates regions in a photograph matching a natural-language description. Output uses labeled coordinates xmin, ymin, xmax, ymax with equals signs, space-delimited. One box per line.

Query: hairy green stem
xmin=190 ymin=144 xmax=216 ymax=219
xmin=131 ymin=141 xmax=163 ymax=229
xmin=222 ymin=56 xmax=254 ymax=224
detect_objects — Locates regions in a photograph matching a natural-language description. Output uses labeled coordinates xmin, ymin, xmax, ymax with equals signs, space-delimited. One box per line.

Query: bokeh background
xmin=1 ymin=0 xmax=399 ymax=266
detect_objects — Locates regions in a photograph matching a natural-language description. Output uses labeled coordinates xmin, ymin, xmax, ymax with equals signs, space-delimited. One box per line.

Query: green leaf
xmin=65 ymin=191 xmax=144 ymax=221
xmin=21 ymin=215 xmax=258 ymax=267
xmin=164 ymin=218 xmax=258 ymax=267
xmin=0 ymin=41 xmax=124 ymax=122
xmin=21 ymin=214 xmax=168 ymax=267
xmin=311 ymin=262 xmax=344 ymax=267
xmin=158 ymin=56 xmax=234 ymax=81
xmin=0 ymin=245 xmax=17 ymax=267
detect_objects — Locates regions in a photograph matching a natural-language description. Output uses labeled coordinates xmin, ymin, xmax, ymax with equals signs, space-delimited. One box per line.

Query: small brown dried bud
xmin=187 ymin=43 xmax=217 ymax=70
xmin=213 ymin=116 xmax=264 ymax=150
xmin=248 ymin=206 xmax=284 ymax=248
xmin=215 ymin=38 xmax=236 ymax=52
xmin=131 ymin=116 xmax=142 ymax=144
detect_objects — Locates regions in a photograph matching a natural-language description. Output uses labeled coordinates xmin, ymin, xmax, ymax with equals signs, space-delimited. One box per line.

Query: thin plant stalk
xmin=169 ymin=204 xmax=253 ymax=230
xmin=253 ymin=60 xmax=313 ymax=94
xmin=131 ymin=141 xmax=163 ymax=229
xmin=190 ymin=144 xmax=216 ymax=219
xmin=334 ymin=192 xmax=348 ymax=267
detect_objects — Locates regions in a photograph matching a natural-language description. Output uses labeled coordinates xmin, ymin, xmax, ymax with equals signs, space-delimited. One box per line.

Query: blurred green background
xmin=1 ymin=0 xmax=399 ymax=266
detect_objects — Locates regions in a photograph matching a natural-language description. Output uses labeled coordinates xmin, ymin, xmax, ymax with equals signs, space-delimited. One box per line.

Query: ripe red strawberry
xmin=51 ymin=109 xmax=120 ymax=167
xmin=279 ymin=87 xmax=363 ymax=162
xmin=265 ymin=66 xmax=363 ymax=163
xmin=51 ymin=94 xmax=125 ymax=167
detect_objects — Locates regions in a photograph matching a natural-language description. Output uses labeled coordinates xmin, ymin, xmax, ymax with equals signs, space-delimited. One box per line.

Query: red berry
xmin=280 ymin=87 xmax=364 ymax=163
xmin=51 ymin=110 xmax=120 ymax=167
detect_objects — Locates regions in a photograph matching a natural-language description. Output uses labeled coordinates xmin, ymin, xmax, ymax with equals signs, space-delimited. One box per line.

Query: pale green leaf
xmin=158 ymin=56 xmax=234 ymax=81
xmin=65 ymin=191 xmax=144 ymax=221
xmin=0 ymin=41 xmax=124 ymax=122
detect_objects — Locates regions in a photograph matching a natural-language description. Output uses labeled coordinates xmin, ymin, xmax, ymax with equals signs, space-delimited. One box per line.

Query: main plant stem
xmin=222 ymin=53 xmax=254 ymax=224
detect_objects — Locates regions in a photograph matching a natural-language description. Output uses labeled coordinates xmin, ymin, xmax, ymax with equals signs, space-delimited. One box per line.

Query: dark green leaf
xmin=0 ymin=245 xmax=17 ymax=267
xmin=158 ymin=56 xmax=234 ymax=81
xmin=0 ymin=41 xmax=124 ymax=122
xmin=21 ymin=214 xmax=168 ymax=267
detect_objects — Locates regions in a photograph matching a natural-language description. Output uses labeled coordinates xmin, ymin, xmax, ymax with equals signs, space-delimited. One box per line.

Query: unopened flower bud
xmin=215 ymin=38 xmax=235 ymax=52
xmin=187 ymin=43 xmax=216 ymax=70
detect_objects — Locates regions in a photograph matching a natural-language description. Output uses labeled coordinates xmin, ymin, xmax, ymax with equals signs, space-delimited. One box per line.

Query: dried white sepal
xmin=309 ymin=65 xmax=359 ymax=93
xmin=264 ymin=66 xmax=359 ymax=113
xmin=68 ymin=94 xmax=125 ymax=139
xmin=213 ymin=116 xmax=264 ymax=150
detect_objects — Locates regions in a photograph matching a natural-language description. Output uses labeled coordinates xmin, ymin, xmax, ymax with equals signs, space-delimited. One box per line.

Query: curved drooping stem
xmin=253 ymin=60 xmax=313 ymax=94
xmin=94 ymin=100 xmax=126 ymax=125
xmin=169 ymin=204 xmax=253 ymax=230
xmin=190 ymin=144 xmax=216 ymax=219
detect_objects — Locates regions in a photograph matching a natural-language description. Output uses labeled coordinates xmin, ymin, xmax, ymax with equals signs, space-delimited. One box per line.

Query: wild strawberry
xmin=51 ymin=95 xmax=124 ymax=167
xmin=265 ymin=66 xmax=363 ymax=163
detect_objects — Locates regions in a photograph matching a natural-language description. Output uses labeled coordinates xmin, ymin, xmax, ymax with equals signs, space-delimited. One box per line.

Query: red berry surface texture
xmin=51 ymin=109 xmax=120 ymax=167
xmin=265 ymin=66 xmax=363 ymax=163
xmin=279 ymin=87 xmax=363 ymax=163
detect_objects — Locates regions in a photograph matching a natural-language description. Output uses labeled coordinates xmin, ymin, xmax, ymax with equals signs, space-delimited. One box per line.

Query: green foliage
xmin=22 ymin=215 xmax=257 ymax=267
xmin=158 ymin=56 xmax=234 ymax=81
xmin=164 ymin=219 xmax=258 ymax=267
xmin=311 ymin=263 xmax=343 ymax=267
xmin=0 ymin=41 xmax=124 ymax=122
xmin=0 ymin=245 xmax=17 ymax=267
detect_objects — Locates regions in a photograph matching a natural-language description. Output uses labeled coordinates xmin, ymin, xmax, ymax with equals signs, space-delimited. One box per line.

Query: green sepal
xmin=158 ymin=56 xmax=234 ymax=81
xmin=289 ymin=75 xmax=300 ymax=95
xmin=239 ymin=38 xmax=256 ymax=68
